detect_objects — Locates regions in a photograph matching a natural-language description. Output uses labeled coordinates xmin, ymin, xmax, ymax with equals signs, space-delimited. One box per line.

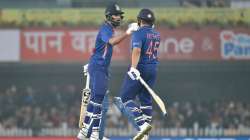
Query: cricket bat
xmin=138 ymin=76 xmax=168 ymax=117
xmin=79 ymin=71 xmax=91 ymax=128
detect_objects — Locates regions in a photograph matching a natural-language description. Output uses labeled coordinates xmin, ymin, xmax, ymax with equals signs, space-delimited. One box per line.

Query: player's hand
xmin=126 ymin=23 xmax=139 ymax=35
xmin=83 ymin=64 xmax=89 ymax=73
xmin=127 ymin=67 xmax=140 ymax=80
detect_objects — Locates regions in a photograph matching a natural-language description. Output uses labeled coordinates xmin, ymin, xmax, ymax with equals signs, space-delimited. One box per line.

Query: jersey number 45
xmin=146 ymin=40 xmax=160 ymax=59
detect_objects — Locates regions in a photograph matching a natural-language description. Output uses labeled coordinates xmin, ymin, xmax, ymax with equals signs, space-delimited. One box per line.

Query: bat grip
xmin=85 ymin=72 xmax=90 ymax=89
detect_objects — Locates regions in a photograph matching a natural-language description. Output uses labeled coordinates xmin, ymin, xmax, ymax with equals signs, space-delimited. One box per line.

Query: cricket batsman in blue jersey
xmin=77 ymin=2 xmax=138 ymax=140
xmin=114 ymin=9 xmax=160 ymax=140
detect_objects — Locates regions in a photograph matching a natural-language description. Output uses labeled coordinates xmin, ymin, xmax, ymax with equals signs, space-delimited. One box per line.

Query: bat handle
xmin=85 ymin=72 xmax=90 ymax=89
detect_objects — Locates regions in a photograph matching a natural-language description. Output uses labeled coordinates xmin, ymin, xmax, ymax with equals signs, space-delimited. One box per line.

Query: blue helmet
xmin=105 ymin=2 xmax=124 ymax=27
xmin=137 ymin=8 xmax=155 ymax=25
xmin=105 ymin=2 xmax=124 ymax=16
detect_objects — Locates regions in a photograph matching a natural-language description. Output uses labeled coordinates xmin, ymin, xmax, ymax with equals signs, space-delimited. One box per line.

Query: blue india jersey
xmin=131 ymin=25 xmax=160 ymax=65
xmin=90 ymin=22 xmax=114 ymax=67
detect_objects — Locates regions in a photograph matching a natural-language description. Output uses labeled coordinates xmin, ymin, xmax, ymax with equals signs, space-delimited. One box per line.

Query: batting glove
xmin=83 ymin=63 xmax=89 ymax=73
xmin=126 ymin=23 xmax=139 ymax=35
xmin=127 ymin=67 xmax=140 ymax=80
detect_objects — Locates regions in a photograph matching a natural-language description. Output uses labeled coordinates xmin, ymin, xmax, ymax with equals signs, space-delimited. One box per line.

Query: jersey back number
xmin=146 ymin=40 xmax=160 ymax=59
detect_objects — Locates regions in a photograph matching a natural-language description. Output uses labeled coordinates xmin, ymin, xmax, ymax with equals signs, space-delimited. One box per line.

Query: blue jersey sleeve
xmin=100 ymin=26 xmax=113 ymax=43
xmin=131 ymin=31 xmax=142 ymax=49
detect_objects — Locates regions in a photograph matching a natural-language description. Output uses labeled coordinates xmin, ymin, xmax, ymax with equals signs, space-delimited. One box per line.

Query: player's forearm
xmin=131 ymin=48 xmax=141 ymax=68
xmin=109 ymin=32 xmax=128 ymax=46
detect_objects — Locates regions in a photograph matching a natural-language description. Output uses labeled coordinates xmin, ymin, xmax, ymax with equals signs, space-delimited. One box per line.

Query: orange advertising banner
xmin=20 ymin=28 xmax=130 ymax=62
xmin=20 ymin=27 xmax=250 ymax=62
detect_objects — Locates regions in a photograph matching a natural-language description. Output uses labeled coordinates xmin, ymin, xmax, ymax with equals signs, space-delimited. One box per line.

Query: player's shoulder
xmin=132 ymin=30 xmax=141 ymax=35
xmin=100 ymin=22 xmax=113 ymax=33
xmin=133 ymin=27 xmax=160 ymax=38
xmin=132 ymin=28 xmax=145 ymax=37
xmin=132 ymin=31 xmax=145 ymax=41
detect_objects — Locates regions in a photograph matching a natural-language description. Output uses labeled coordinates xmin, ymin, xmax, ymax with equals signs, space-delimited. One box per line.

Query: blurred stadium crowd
xmin=1 ymin=85 xmax=250 ymax=131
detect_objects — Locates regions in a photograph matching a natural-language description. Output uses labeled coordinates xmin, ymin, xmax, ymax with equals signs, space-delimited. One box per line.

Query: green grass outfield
xmin=1 ymin=8 xmax=250 ymax=27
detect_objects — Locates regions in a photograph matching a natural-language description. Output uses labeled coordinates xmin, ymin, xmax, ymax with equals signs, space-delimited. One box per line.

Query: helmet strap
xmin=137 ymin=18 xmax=141 ymax=27
xmin=106 ymin=15 xmax=121 ymax=27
